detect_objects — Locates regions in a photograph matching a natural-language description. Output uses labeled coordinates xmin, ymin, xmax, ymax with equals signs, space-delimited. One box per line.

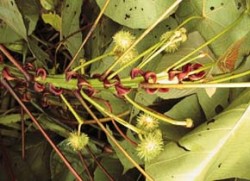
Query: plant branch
xmin=140 ymin=82 xmax=250 ymax=89
xmin=74 ymin=90 xmax=154 ymax=181
xmin=78 ymin=151 xmax=94 ymax=181
xmin=124 ymin=94 xmax=193 ymax=127
xmin=167 ymin=14 xmax=244 ymax=71
xmin=86 ymin=146 xmax=115 ymax=181
xmin=60 ymin=94 xmax=84 ymax=125
xmin=0 ymin=78 xmax=83 ymax=181
xmin=65 ymin=0 xmax=111 ymax=72
xmin=0 ymin=45 xmax=32 ymax=81
xmin=105 ymin=0 xmax=183 ymax=79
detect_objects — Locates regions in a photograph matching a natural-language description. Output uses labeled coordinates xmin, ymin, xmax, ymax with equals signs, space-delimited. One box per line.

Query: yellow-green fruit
xmin=67 ymin=132 xmax=89 ymax=151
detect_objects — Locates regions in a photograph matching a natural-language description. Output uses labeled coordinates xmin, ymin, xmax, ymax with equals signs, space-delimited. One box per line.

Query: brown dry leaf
xmin=217 ymin=37 xmax=245 ymax=72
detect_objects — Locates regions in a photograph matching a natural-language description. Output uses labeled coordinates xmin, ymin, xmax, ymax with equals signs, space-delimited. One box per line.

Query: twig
xmin=86 ymin=145 xmax=115 ymax=181
xmin=0 ymin=45 xmax=32 ymax=81
xmin=65 ymin=0 xmax=111 ymax=72
xmin=21 ymin=108 xmax=26 ymax=160
xmin=0 ymin=78 xmax=83 ymax=181
xmin=78 ymin=151 xmax=94 ymax=181
xmin=74 ymin=90 xmax=154 ymax=181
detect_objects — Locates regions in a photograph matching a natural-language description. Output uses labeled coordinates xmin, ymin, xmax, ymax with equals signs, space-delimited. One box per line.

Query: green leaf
xmin=42 ymin=12 xmax=61 ymax=31
xmin=162 ymin=94 xmax=203 ymax=140
xmin=40 ymin=0 xmax=58 ymax=11
xmin=95 ymin=0 xmax=177 ymax=29
xmin=16 ymin=0 xmax=40 ymax=35
xmin=50 ymin=139 xmax=101 ymax=181
xmin=107 ymin=128 xmax=142 ymax=173
xmin=61 ymin=0 xmax=84 ymax=64
xmin=37 ymin=114 xmax=70 ymax=138
xmin=0 ymin=0 xmax=27 ymax=40
xmin=94 ymin=157 xmax=123 ymax=181
xmin=90 ymin=18 xmax=178 ymax=78
xmin=125 ymin=17 xmax=178 ymax=53
xmin=0 ymin=113 xmax=29 ymax=125
xmin=85 ymin=16 xmax=120 ymax=59
xmin=0 ymin=21 xmax=22 ymax=43
xmin=0 ymin=135 xmax=51 ymax=181
xmin=146 ymin=90 xmax=250 ymax=180
xmin=176 ymin=0 xmax=250 ymax=57
xmin=197 ymin=88 xmax=230 ymax=120
xmin=27 ymin=37 xmax=50 ymax=68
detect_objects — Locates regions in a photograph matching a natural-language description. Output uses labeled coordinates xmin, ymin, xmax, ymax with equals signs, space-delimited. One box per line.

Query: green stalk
xmin=79 ymin=90 xmax=143 ymax=134
xmin=60 ymin=94 xmax=83 ymax=125
xmin=105 ymin=0 xmax=183 ymax=79
xmin=108 ymin=42 xmax=161 ymax=79
xmin=124 ymin=94 xmax=193 ymax=128
xmin=209 ymin=70 xmax=250 ymax=83
xmin=137 ymin=16 xmax=202 ymax=70
xmin=137 ymin=40 xmax=173 ymax=69
xmin=141 ymin=82 xmax=250 ymax=89
xmin=76 ymin=91 xmax=153 ymax=181
xmin=65 ymin=0 xmax=111 ymax=72
xmin=72 ymin=51 xmax=113 ymax=72
xmin=173 ymin=53 xmax=207 ymax=70
xmin=167 ymin=15 xmax=244 ymax=71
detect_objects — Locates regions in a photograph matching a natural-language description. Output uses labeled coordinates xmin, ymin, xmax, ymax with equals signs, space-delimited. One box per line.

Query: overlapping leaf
xmin=61 ymin=0 xmax=84 ymax=63
xmin=95 ymin=0 xmax=176 ymax=29
xmin=176 ymin=0 xmax=250 ymax=57
xmin=146 ymin=89 xmax=250 ymax=181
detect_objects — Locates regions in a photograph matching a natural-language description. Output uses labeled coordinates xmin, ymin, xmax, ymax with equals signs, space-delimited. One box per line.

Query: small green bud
xmin=67 ymin=132 xmax=89 ymax=151
xmin=113 ymin=30 xmax=135 ymax=51
xmin=137 ymin=130 xmax=164 ymax=162
xmin=136 ymin=113 xmax=159 ymax=131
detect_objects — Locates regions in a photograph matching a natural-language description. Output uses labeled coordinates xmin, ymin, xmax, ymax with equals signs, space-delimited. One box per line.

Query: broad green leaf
xmin=27 ymin=37 xmax=50 ymax=68
xmin=0 ymin=113 xmax=29 ymax=125
xmin=95 ymin=0 xmax=177 ymax=29
xmin=162 ymin=94 xmax=203 ymax=140
xmin=85 ymin=16 xmax=120 ymax=59
xmin=94 ymin=157 xmax=123 ymax=181
xmin=50 ymin=139 xmax=101 ymax=181
xmin=0 ymin=0 xmax=27 ymax=40
xmin=90 ymin=18 xmax=178 ymax=78
xmin=37 ymin=114 xmax=70 ymax=138
xmin=125 ymin=17 xmax=178 ymax=53
xmin=24 ymin=135 xmax=52 ymax=180
xmin=16 ymin=0 xmax=39 ymax=35
xmin=42 ymin=12 xmax=61 ymax=31
xmin=228 ymin=56 xmax=250 ymax=102
xmin=197 ymin=88 xmax=229 ymax=120
xmin=40 ymin=0 xmax=58 ymax=10
xmin=0 ymin=134 xmax=52 ymax=181
xmin=107 ymin=128 xmax=142 ymax=173
xmin=0 ymin=21 xmax=22 ymax=43
xmin=176 ymin=0 xmax=250 ymax=57
xmin=4 ymin=40 xmax=27 ymax=54
xmin=61 ymin=0 xmax=84 ymax=64
xmin=146 ymin=90 xmax=250 ymax=181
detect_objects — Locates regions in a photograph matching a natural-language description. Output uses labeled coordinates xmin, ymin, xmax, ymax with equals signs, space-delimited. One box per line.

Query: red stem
xmin=0 ymin=78 xmax=83 ymax=181
xmin=86 ymin=146 xmax=115 ymax=181
xmin=0 ymin=45 xmax=32 ymax=81
xmin=21 ymin=108 xmax=26 ymax=160
xmin=78 ymin=151 xmax=94 ymax=181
